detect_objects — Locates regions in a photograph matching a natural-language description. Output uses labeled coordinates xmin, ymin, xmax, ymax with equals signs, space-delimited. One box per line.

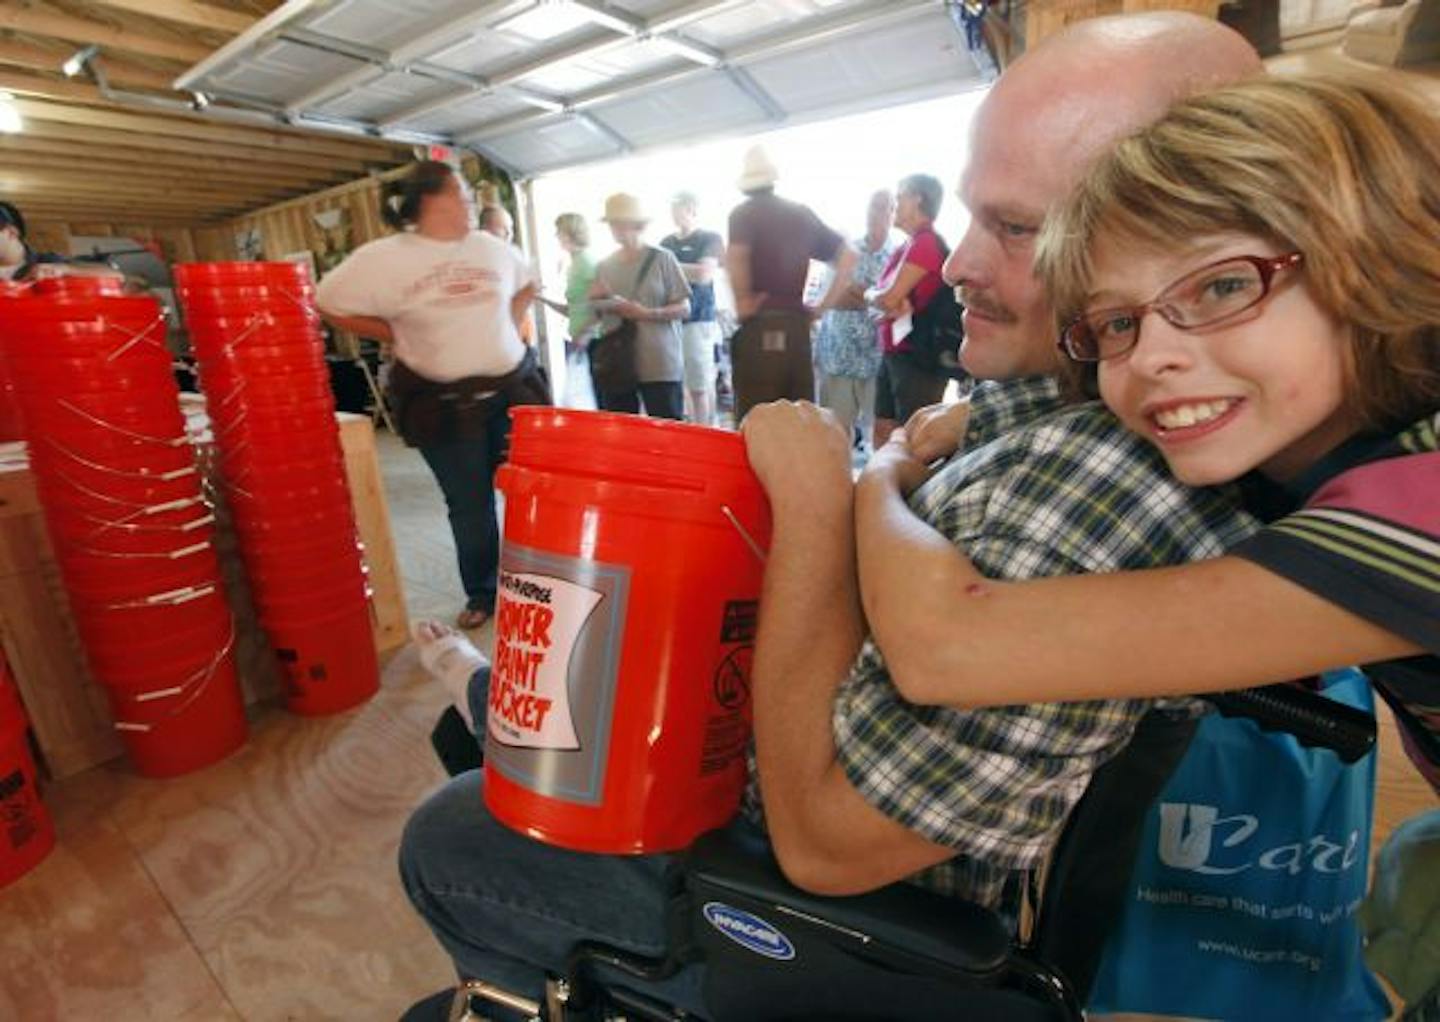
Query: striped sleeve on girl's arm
xmin=1232 ymin=451 xmax=1440 ymax=654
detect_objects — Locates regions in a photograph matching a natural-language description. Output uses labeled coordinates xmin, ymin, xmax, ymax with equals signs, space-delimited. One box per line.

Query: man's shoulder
xmin=976 ymin=400 xmax=1168 ymax=478
xmin=959 ymin=400 xmax=1253 ymax=562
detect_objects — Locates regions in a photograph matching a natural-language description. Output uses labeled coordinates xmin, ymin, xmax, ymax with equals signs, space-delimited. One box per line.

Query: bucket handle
xmin=206 ymin=301 xmax=318 ymax=357
xmin=103 ymin=313 xmax=169 ymax=363
xmin=48 ymin=467 xmax=205 ymax=515
xmin=55 ymin=398 xmax=189 ymax=447
xmin=720 ymin=505 xmax=767 ymax=563
xmin=102 ymin=582 xmax=218 ymax=610
xmin=69 ymin=505 xmax=214 ymax=541
xmin=111 ymin=619 xmax=236 ymax=731
xmin=71 ymin=539 xmax=212 ymax=562
xmin=44 ymin=437 xmax=196 ymax=481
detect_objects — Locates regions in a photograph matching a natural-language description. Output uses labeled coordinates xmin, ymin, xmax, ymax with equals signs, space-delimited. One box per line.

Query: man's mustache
xmin=955 ymin=287 xmax=1016 ymax=324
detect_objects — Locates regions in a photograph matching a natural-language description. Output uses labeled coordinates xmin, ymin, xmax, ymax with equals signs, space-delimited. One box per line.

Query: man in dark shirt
xmin=660 ymin=192 xmax=725 ymax=426
xmin=726 ymin=146 xmax=855 ymax=421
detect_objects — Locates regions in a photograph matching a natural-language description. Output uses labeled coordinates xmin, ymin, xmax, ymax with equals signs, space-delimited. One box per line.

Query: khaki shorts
xmin=681 ymin=320 xmax=720 ymax=392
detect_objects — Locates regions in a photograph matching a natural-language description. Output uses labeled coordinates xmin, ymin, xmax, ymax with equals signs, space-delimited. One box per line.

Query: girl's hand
xmin=741 ymin=401 xmax=852 ymax=518
xmin=861 ymin=429 xmax=930 ymax=497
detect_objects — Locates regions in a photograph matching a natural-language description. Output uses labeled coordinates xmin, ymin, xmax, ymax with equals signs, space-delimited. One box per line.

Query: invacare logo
xmin=703 ymin=902 xmax=796 ymax=960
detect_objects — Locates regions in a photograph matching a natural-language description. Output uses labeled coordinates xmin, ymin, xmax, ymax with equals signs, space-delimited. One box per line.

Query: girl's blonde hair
xmin=1036 ymin=73 xmax=1440 ymax=430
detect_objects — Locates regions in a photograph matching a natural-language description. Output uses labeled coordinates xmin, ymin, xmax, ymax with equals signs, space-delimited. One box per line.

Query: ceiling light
xmin=0 ymin=92 xmax=22 ymax=134
xmin=62 ymin=44 xmax=100 ymax=79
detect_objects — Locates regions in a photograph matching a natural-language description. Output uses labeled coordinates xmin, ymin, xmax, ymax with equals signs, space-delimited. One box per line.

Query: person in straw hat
xmin=726 ymin=144 xmax=856 ymax=422
xmin=588 ymin=192 xmax=691 ymax=419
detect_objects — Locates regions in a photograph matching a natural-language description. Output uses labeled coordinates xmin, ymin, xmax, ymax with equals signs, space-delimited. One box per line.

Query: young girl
xmin=860 ymin=73 xmax=1440 ymax=787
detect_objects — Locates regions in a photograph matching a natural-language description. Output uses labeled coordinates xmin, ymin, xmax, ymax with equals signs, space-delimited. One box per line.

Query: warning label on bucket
xmin=488 ymin=572 xmax=600 ymax=750
xmin=703 ymin=643 xmax=752 ymax=777
xmin=485 ymin=543 xmax=631 ymax=806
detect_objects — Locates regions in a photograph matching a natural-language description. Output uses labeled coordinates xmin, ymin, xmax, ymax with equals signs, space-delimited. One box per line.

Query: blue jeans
xmin=418 ymin=420 xmax=510 ymax=613
xmin=398 ymin=670 xmax=713 ymax=1017
xmin=594 ymin=380 xmax=685 ymax=420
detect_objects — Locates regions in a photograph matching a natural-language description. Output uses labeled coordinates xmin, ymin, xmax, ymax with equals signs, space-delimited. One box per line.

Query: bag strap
xmin=632 ymin=246 xmax=661 ymax=295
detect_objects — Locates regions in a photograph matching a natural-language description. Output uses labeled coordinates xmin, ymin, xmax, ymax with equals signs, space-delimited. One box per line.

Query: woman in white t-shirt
xmin=317 ymin=161 xmax=540 ymax=631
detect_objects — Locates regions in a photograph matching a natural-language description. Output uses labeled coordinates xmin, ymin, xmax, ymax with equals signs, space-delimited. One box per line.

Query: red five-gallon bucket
xmin=0 ymin=659 xmax=56 ymax=888
xmin=485 ymin=409 xmax=772 ymax=854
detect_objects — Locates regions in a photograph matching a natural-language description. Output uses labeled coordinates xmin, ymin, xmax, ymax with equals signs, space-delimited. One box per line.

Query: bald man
xmin=400 ymin=14 xmax=1263 ymax=1018
xmin=740 ymin=9 xmax=1261 ymax=911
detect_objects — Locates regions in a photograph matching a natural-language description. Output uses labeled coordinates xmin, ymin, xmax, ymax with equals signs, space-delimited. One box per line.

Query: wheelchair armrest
xmin=684 ymin=828 xmax=1011 ymax=979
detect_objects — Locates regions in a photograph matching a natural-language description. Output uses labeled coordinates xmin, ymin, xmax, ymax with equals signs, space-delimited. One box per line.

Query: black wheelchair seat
xmin=682 ymin=827 xmax=1075 ymax=1022
xmin=446 ymin=684 xmax=1374 ymax=1022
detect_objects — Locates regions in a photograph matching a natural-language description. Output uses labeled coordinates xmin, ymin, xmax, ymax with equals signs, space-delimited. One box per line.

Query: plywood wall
xmin=208 ymin=167 xmax=406 ymax=265
xmin=25 ymin=220 xmax=201 ymax=265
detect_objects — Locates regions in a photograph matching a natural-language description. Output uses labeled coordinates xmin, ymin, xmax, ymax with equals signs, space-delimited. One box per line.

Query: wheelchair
xmin=444 ymin=684 xmax=1376 ymax=1022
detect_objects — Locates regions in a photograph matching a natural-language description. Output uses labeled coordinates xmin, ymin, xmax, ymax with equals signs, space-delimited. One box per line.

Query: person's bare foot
xmin=415 ymin=620 xmax=458 ymax=646
xmin=411 ymin=620 xmax=488 ymax=729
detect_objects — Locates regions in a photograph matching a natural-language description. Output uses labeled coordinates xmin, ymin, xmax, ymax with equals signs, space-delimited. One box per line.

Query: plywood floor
xmin=0 ymin=432 xmax=475 ymax=1022
xmin=0 ymin=429 xmax=1432 ymax=1021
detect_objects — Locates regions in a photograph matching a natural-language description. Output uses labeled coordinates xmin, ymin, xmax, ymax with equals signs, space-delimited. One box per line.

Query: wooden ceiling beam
xmin=22 ymin=208 xmax=208 ymax=226
xmin=0 ymin=138 xmax=339 ymax=187
xmin=3 ymin=197 xmax=247 ymax=221
xmin=0 ymin=5 xmax=213 ymax=64
xmin=6 ymin=190 xmax=288 ymax=218
xmin=82 ymin=0 xmax=257 ymax=36
xmin=0 ymin=39 xmax=178 ymax=93
xmin=1 ymin=178 xmax=247 ymax=204
xmin=17 ymin=119 xmax=377 ymax=174
xmin=5 ymin=88 xmax=408 ymax=163
xmin=1 ymin=177 xmax=283 ymax=206
xmin=0 ymin=151 xmax=323 ymax=191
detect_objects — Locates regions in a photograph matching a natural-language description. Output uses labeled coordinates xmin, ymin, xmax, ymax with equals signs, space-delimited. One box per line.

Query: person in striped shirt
xmin=881 ymin=73 xmax=1439 ymax=786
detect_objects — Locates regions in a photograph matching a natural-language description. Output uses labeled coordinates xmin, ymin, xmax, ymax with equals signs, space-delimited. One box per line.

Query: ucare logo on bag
xmin=1157 ymin=802 xmax=1363 ymax=877
xmin=702 ymin=903 xmax=796 ymax=960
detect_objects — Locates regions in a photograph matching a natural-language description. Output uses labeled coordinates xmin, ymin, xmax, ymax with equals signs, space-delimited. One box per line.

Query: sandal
xmin=456 ymin=607 xmax=491 ymax=630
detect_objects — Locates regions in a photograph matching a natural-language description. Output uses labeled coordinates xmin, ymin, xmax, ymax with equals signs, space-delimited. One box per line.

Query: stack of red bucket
xmin=174 ymin=262 xmax=378 ymax=716
xmin=0 ymin=277 xmax=248 ymax=777
xmin=0 ymin=649 xmax=55 ymax=889
xmin=0 ymin=280 xmax=26 ymax=440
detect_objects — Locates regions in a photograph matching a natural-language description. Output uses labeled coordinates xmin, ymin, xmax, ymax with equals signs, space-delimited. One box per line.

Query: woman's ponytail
xmin=380 ymin=160 xmax=455 ymax=230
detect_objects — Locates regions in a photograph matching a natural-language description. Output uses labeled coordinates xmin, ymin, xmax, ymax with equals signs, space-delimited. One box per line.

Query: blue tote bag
xmin=1089 ymin=669 xmax=1390 ymax=1020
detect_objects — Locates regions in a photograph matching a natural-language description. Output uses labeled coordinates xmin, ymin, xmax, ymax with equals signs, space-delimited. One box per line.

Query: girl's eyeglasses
xmin=1059 ymin=252 xmax=1304 ymax=363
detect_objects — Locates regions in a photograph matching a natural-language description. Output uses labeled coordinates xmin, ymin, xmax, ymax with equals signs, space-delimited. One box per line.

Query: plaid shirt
xmin=746 ymin=376 xmax=1258 ymax=920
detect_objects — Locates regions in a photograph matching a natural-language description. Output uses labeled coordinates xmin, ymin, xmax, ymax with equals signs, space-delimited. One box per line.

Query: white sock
xmin=417 ymin=631 xmax=488 ymax=731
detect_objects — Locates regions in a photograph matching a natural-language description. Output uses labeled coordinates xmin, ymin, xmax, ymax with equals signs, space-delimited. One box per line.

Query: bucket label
xmin=486 ymin=543 xmax=630 ymax=806
xmin=0 ymin=768 xmax=38 ymax=850
xmin=488 ymin=572 xmax=600 ymax=750
xmin=699 ymin=598 xmax=758 ymax=777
